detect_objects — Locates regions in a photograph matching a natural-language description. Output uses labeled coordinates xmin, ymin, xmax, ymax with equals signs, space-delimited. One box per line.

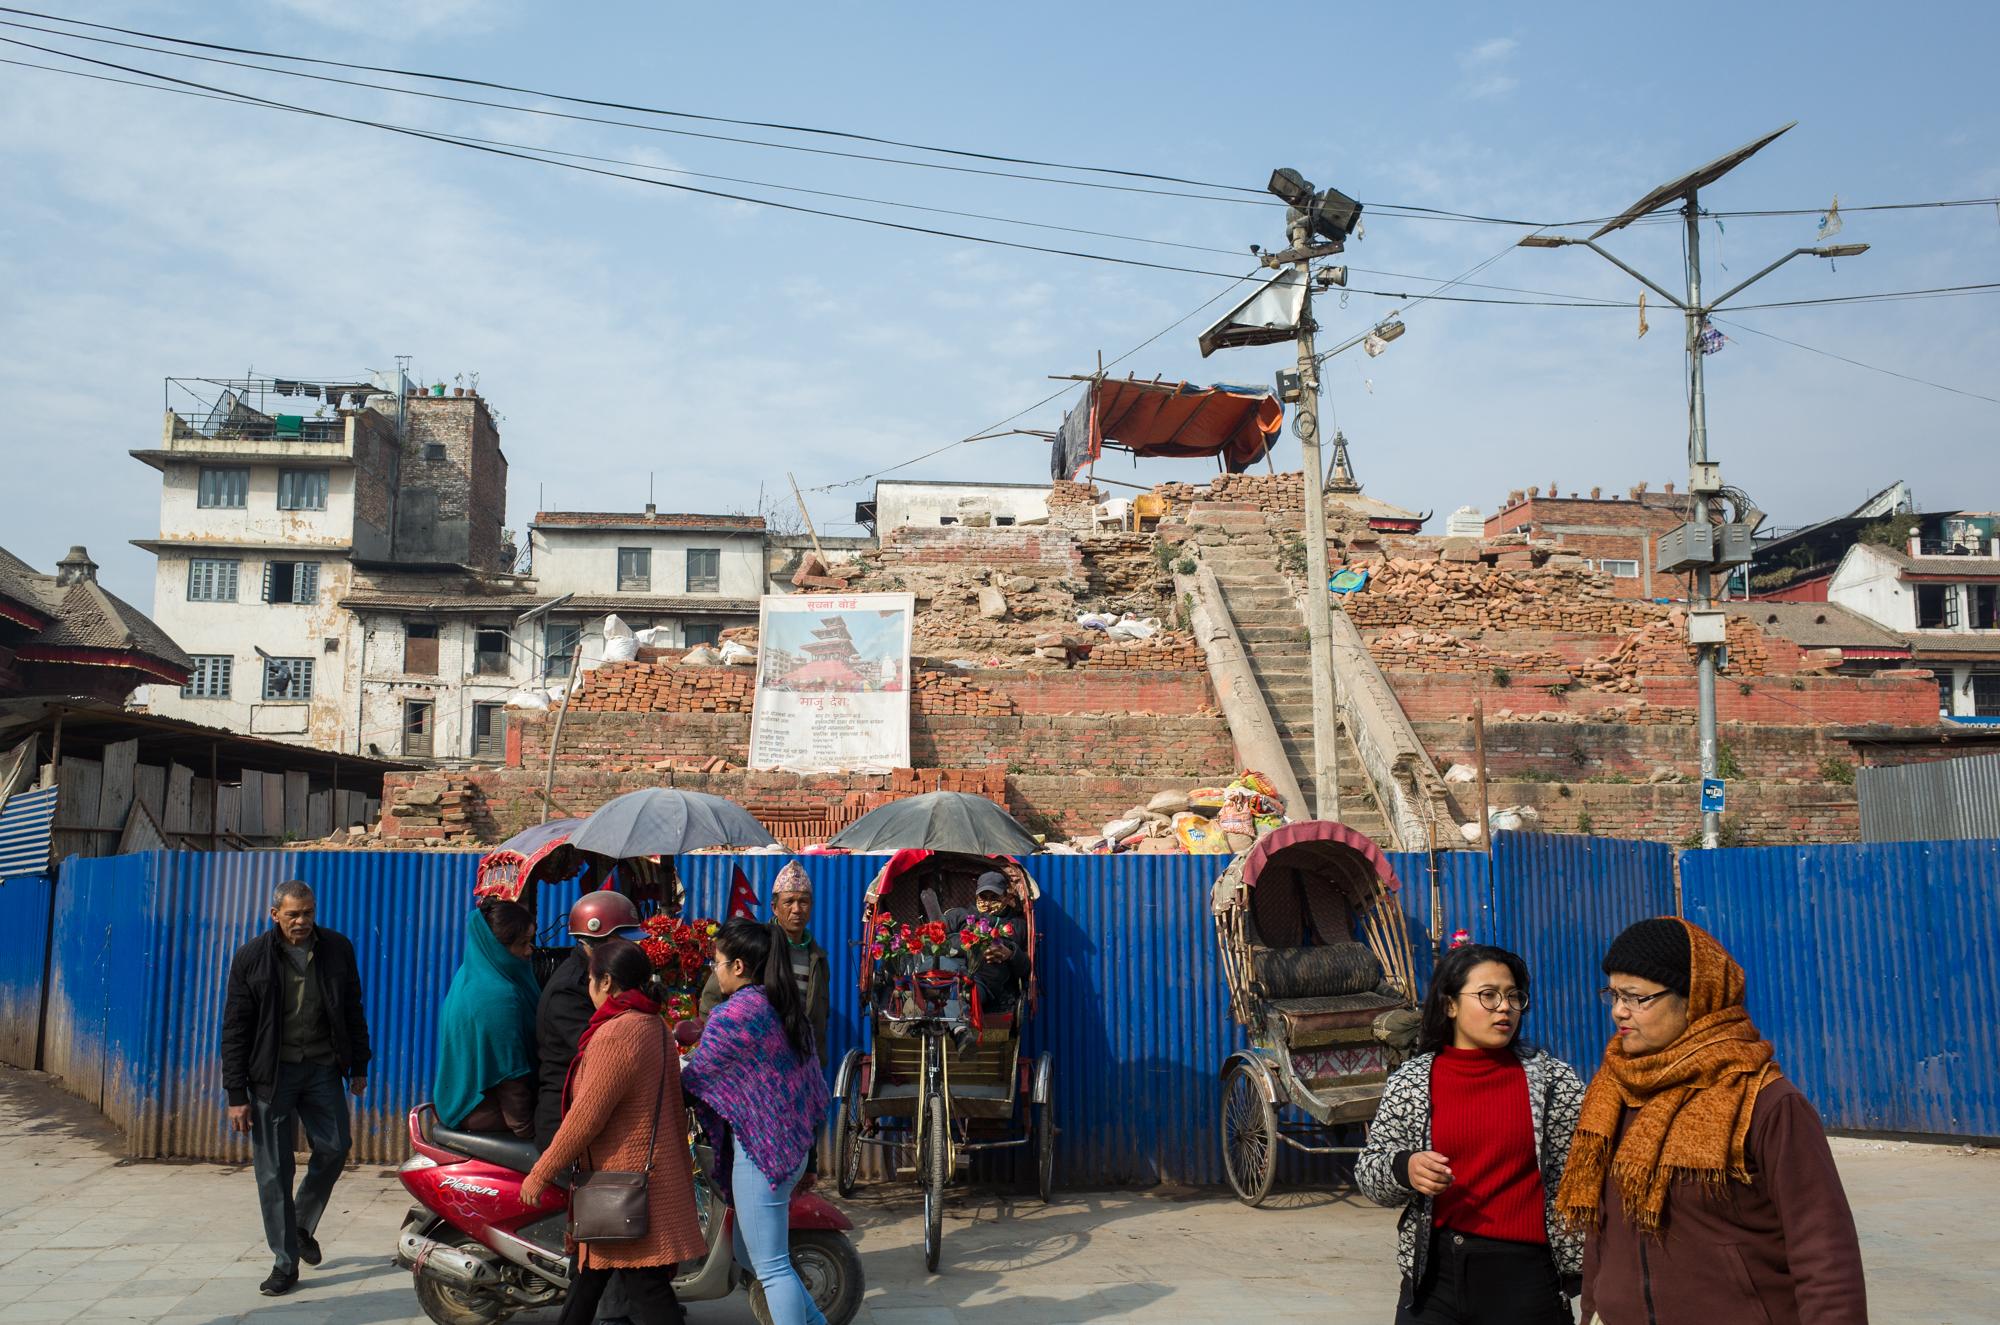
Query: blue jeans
xmin=250 ymin=1061 xmax=351 ymax=1274
xmin=730 ymin=1149 xmax=823 ymax=1325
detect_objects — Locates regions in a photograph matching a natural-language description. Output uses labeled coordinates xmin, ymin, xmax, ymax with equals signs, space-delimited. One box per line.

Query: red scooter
xmin=395 ymin=1105 xmax=863 ymax=1325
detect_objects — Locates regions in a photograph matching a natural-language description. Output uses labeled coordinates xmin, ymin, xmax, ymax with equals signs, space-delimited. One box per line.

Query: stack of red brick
xmin=1080 ymin=635 xmax=1205 ymax=670
xmin=568 ymin=661 xmax=754 ymax=713
xmin=1346 ymin=554 xmax=1659 ymax=633
xmin=1366 ymin=628 xmax=1564 ymax=675
xmin=1580 ymin=614 xmax=1774 ymax=692
xmin=913 ymin=670 xmax=1019 ymax=716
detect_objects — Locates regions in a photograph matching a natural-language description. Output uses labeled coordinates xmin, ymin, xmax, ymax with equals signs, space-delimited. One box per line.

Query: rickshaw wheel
xmin=1221 ymin=1060 xmax=1278 ymax=1207
xmin=835 ymin=1071 xmax=865 ymax=1199
xmin=920 ymin=1093 xmax=947 ymax=1272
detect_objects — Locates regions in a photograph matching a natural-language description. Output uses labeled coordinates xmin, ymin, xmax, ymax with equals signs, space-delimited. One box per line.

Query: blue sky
xmin=2 ymin=0 xmax=1996 ymax=601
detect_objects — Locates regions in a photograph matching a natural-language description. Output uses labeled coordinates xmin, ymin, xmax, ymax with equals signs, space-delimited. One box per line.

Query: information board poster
xmin=748 ymin=592 xmax=914 ymax=773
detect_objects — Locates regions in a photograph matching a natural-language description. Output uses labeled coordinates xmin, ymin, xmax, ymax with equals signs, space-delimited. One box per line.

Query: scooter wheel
xmin=415 ymin=1272 xmax=514 ymax=1325
xmin=747 ymin=1229 xmax=866 ymax=1325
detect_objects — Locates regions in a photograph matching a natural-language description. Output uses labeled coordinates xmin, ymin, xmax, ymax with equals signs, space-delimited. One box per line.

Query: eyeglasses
xmin=1598 ymin=987 xmax=1674 ymax=1011
xmin=1465 ymin=989 xmax=1528 ymax=1012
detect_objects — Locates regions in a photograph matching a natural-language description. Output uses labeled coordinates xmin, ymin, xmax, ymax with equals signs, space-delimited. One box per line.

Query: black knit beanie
xmin=1601 ymin=917 xmax=1691 ymax=996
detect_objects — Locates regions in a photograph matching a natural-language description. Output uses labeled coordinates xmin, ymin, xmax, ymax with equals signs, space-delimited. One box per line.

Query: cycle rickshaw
xmin=830 ymin=850 xmax=1054 ymax=1271
xmin=1212 ymin=821 xmax=1420 ymax=1205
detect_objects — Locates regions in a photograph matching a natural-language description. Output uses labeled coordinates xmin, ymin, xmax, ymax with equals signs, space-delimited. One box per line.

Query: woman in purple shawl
xmin=682 ymin=919 xmax=831 ymax=1325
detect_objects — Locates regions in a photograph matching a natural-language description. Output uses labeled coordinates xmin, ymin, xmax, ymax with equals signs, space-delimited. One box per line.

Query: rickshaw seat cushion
xmin=1271 ymin=991 xmax=1405 ymax=1048
xmin=1249 ymin=940 xmax=1383 ymax=1001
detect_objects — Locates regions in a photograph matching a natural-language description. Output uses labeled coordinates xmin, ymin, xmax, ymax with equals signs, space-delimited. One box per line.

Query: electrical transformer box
xmin=1656 ymin=522 xmax=1716 ymax=574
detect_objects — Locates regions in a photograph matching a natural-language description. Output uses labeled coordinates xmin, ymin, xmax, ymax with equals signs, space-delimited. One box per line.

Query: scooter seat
xmin=430 ymin=1123 xmax=541 ymax=1174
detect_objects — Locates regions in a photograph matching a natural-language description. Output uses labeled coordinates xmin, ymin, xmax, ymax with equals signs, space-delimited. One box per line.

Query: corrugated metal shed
xmin=1682 ymin=839 xmax=2000 ymax=1137
xmin=1858 ymin=753 xmax=2000 ymax=842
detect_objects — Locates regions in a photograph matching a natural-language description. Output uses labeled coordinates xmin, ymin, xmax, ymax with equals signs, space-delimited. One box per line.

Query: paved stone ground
xmin=0 ymin=1069 xmax=1992 ymax=1323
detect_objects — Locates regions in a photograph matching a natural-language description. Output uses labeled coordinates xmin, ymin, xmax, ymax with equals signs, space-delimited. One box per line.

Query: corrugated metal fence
xmin=1 ymin=834 xmax=1992 ymax=1180
xmin=1682 ymin=838 xmax=2000 ymax=1137
xmin=1858 ymin=751 xmax=2000 ymax=841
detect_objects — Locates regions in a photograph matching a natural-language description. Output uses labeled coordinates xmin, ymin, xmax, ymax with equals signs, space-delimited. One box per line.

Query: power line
xmin=807 ymin=272 xmax=1268 ymax=494
xmin=15 ymin=9 xmax=1993 ymax=234
xmin=1712 ymin=316 xmax=2000 ymax=407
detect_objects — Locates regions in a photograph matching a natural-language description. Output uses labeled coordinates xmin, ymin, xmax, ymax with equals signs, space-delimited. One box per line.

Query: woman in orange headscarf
xmin=1559 ymin=917 xmax=1867 ymax=1325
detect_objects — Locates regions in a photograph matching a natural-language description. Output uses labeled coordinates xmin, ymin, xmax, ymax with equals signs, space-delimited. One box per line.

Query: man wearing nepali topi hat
xmin=699 ymin=860 xmax=830 ymax=1061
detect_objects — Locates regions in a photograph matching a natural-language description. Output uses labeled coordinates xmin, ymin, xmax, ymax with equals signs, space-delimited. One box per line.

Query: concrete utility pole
xmin=1517 ymin=123 xmax=1865 ymax=848
xmin=1290 ymin=224 xmax=1342 ymax=822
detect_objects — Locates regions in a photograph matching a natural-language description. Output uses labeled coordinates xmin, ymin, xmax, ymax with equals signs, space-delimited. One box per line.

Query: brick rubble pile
xmin=1346 ymin=553 xmax=1661 ymax=633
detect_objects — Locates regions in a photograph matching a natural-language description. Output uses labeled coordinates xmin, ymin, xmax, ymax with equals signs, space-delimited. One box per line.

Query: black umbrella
xmin=567 ymin=788 xmax=775 ymax=858
xmin=829 ymin=791 xmax=1040 ymax=855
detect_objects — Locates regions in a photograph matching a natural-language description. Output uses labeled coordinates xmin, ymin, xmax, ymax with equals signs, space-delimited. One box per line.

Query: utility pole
xmin=1681 ymin=197 xmax=1720 ymax=848
xmin=1517 ymin=123 xmax=1865 ymax=849
xmin=1290 ymin=221 xmax=1342 ymax=822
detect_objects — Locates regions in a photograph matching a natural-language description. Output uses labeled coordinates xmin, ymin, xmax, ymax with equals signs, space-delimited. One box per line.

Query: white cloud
xmin=267 ymin=0 xmax=510 ymax=37
xmin=1458 ymin=36 xmax=1519 ymax=100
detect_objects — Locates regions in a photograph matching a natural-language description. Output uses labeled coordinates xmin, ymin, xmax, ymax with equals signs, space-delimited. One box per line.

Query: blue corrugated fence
xmin=1 ymin=835 xmax=1993 ymax=1177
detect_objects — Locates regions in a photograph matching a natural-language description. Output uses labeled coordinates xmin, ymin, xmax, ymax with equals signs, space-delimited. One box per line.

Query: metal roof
xmin=0 ymin=699 xmax=411 ymax=783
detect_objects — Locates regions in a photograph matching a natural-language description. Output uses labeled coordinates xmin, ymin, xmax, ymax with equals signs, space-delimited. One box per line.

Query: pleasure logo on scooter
xmin=439 ymin=1176 xmax=501 ymax=1198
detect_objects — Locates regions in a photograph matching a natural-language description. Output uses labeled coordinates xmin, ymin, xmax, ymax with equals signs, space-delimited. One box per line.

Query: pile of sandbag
xmin=1079 ymin=770 xmax=1288 ymax=854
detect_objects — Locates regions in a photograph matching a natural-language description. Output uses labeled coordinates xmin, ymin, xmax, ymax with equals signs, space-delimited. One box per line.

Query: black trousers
xmin=558 ymin=1263 xmax=683 ymax=1325
xmin=1396 ymin=1228 xmax=1571 ymax=1325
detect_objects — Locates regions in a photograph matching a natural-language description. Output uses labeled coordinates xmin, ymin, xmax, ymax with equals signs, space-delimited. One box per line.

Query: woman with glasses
xmin=1359 ymin=944 xmax=1584 ymax=1324
xmin=1559 ymin=918 xmax=1866 ymax=1325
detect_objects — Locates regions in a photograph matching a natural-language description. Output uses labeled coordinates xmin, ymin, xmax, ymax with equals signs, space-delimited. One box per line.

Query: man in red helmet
xmin=533 ymin=889 xmax=644 ymax=1148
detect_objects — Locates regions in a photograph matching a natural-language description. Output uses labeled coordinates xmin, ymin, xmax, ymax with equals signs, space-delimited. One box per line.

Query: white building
xmin=1828 ymin=516 xmax=2000 ymax=718
xmin=527 ymin=508 xmax=766 ymax=649
xmin=137 ymin=378 xmax=521 ymax=757
xmin=858 ymin=480 xmax=1051 ymax=541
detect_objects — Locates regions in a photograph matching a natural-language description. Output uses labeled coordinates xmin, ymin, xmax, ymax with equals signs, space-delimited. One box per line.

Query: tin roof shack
xmin=1829 ymin=517 xmax=2000 ymax=720
xmin=1482 ymin=482 xmax=1696 ymax=599
xmin=0 ymin=700 xmax=406 ymax=862
xmin=0 ymin=545 xmax=191 ymax=704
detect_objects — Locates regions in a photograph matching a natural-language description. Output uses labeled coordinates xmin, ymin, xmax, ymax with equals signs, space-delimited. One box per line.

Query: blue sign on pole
xmin=1700 ymin=777 xmax=1725 ymax=814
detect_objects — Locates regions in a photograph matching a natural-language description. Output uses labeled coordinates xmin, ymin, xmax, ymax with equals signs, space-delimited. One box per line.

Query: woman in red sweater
xmin=1358 ymin=945 xmax=1585 ymax=1324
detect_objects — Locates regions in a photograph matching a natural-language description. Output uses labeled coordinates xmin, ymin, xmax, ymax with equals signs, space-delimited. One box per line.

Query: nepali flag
xmin=727 ymin=866 xmax=760 ymax=919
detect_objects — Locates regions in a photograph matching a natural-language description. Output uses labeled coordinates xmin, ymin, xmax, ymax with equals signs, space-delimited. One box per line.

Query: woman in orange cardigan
xmin=523 ymin=937 xmax=705 ymax=1325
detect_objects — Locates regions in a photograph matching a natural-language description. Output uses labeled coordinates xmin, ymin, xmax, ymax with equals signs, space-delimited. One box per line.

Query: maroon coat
xmin=1581 ymin=1077 xmax=1866 ymax=1325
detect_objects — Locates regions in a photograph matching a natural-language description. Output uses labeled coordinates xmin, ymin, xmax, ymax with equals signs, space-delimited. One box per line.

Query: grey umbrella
xmin=828 ymin=791 xmax=1040 ymax=855
xmin=567 ymin=788 xmax=776 ymax=858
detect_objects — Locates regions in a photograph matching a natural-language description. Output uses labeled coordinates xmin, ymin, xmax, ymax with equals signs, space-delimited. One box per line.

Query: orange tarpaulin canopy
xmin=1053 ymin=377 xmax=1282 ymax=478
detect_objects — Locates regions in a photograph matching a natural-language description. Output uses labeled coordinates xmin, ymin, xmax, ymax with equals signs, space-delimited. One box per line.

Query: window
xmin=423 ymin=442 xmax=447 ymax=462
xmin=995 ymin=515 xmax=1017 ymax=527
xmin=262 ymin=561 xmax=320 ymax=604
xmin=402 ymin=700 xmax=435 ymax=758
xmin=186 ymin=558 xmax=240 ymax=602
xmin=403 ymin=621 xmax=439 ymax=675
xmin=277 ymin=469 xmax=329 ymax=510
xmin=617 ymin=547 xmax=652 ymax=592
xmin=1601 ymin=559 xmax=1640 ymax=579
xmin=1938 ymin=672 xmax=1956 ymax=717
xmin=197 ymin=467 xmax=248 ymax=508
xmin=1974 ymin=672 xmax=2000 ymax=718
xmin=545 ymin=622 xmax=581 ymax=677
xmin=182 ymin=655 xmax=232 ymax=698
xmin=475 ymin=626 xmax=510 ymax=675
xmin=472 ymin=703 xmax=507 ymax=760
xmin=683 ymin=623 xmax=721 ymax=648
xmin=262 ymin=656 xmax=313 ymax=701
xmin=1916 ymin=584 xmax=1959 ymax=629
xmin=1972 ymin=585 xmax=1998 ymax=631
xmin=687 ymin=548 xmax=720 ymax=594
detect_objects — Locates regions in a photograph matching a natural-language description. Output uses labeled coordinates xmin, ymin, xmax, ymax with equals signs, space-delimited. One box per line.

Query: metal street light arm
xmin=1577 ymin=241 xmax=1688 ymax=309
xmin=1706 ymin=248 xmax=1812 ymax=311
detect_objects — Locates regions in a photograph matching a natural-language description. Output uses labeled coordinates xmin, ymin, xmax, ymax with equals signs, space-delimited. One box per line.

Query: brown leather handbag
xmin=568 ymin=1021 xmax=669 ymax=1243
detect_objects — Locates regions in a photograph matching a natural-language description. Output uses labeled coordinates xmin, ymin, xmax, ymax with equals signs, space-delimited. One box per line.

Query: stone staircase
xmin=1191 ymin=507 xmax=1394 ymax=846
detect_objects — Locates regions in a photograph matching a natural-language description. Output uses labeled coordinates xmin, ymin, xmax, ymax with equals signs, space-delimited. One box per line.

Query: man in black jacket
xmin=220 ymin=880 xmax=370 ymax=1298
xmin=533 ymin=888 xmax=645 ymax=1147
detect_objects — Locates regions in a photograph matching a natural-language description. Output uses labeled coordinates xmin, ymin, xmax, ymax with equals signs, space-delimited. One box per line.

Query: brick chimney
xmin=54 ymin=546 xmax=98 ymax=587
xmin=1663 ymin=482 xmax=1676 ymax=495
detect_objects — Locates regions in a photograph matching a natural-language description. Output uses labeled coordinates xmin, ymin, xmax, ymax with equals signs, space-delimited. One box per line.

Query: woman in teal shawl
xmin=434 ymin=901 xmax=541 ymax=1136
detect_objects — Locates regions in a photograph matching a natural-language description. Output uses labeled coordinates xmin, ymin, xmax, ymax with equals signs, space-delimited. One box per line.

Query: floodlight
xmin=1812 ymin=243 xmax=1869 ymax=258
xmin=1268 ymin=168 xmax=1315 ymax=206
xmin=1314 ymin=265 xmax=1348 ymax=289
xmin=1373 ymin=318 xmax=1407 ymax=344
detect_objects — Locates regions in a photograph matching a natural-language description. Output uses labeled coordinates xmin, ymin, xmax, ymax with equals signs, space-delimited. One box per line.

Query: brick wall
xmin=1385 ymin=669 xmax=1938 ymax=728
xmin=1482 ymin=780 xmax=1859 ymax=845
xmin=1418 ymin=720 xmax=1862 ymax=782
xmin=394 ymin=395 xmax=508 ymax=570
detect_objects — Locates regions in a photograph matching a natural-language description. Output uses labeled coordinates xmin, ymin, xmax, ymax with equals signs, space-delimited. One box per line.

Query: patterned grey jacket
xmin=1355 ymin=1046 xmax=1586 ymax=1301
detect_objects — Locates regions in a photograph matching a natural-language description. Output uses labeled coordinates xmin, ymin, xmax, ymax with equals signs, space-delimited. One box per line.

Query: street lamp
xmin=1516 ymin=122 xmax=1868 ymax=848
